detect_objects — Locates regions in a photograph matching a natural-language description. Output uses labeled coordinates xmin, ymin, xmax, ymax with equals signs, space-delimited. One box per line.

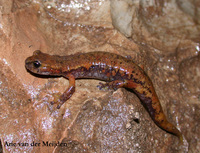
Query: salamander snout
xmin=25 ymin=54 xmax=55 ymax=75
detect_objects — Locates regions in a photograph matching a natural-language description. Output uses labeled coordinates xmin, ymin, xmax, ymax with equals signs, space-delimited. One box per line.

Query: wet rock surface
xmin=0 ymin=0 xmax=199 ymax=152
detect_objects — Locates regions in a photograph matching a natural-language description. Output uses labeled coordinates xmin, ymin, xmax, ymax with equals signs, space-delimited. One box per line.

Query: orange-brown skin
xmin=25 ymin=50 xmax=182 ymax=141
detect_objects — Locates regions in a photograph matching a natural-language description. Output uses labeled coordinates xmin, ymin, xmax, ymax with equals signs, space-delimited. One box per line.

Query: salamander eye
xmin=33 ymin=61 xmax=41 ymax=68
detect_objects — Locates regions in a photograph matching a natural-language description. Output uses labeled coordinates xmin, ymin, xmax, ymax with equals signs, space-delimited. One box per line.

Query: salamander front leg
xmin=97 ymin=80 xmax=127 ymax=91
xmin=51 ymin=74 xmax=75 ymax=109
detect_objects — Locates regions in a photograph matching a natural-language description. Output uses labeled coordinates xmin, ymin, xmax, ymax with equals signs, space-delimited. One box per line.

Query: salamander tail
xmin=163 ymin=121 xmax=183 ymax=143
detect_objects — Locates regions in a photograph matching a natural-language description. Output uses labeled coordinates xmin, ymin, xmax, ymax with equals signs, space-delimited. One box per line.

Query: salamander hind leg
xmin=97 ymin=80 xmax=127 ymax=91
xmin=51 ymin=74 xmax=75 ymax=109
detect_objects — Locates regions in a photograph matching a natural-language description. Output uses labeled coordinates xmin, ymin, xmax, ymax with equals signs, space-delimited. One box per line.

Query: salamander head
xmin=25 ymin=50 xmax=62 ymax=76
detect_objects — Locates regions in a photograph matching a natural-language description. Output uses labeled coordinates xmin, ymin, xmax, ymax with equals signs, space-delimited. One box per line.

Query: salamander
xmin=25 ymin=50 xmax=183 ymax=141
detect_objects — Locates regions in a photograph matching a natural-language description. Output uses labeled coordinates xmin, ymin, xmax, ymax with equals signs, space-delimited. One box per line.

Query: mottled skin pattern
xmin=25 ymin=50 xmax=183 ymax=141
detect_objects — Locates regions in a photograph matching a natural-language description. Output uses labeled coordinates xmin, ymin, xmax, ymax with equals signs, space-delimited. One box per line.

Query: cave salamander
xmin=25 ymin=50 xmax=183 ymax=141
